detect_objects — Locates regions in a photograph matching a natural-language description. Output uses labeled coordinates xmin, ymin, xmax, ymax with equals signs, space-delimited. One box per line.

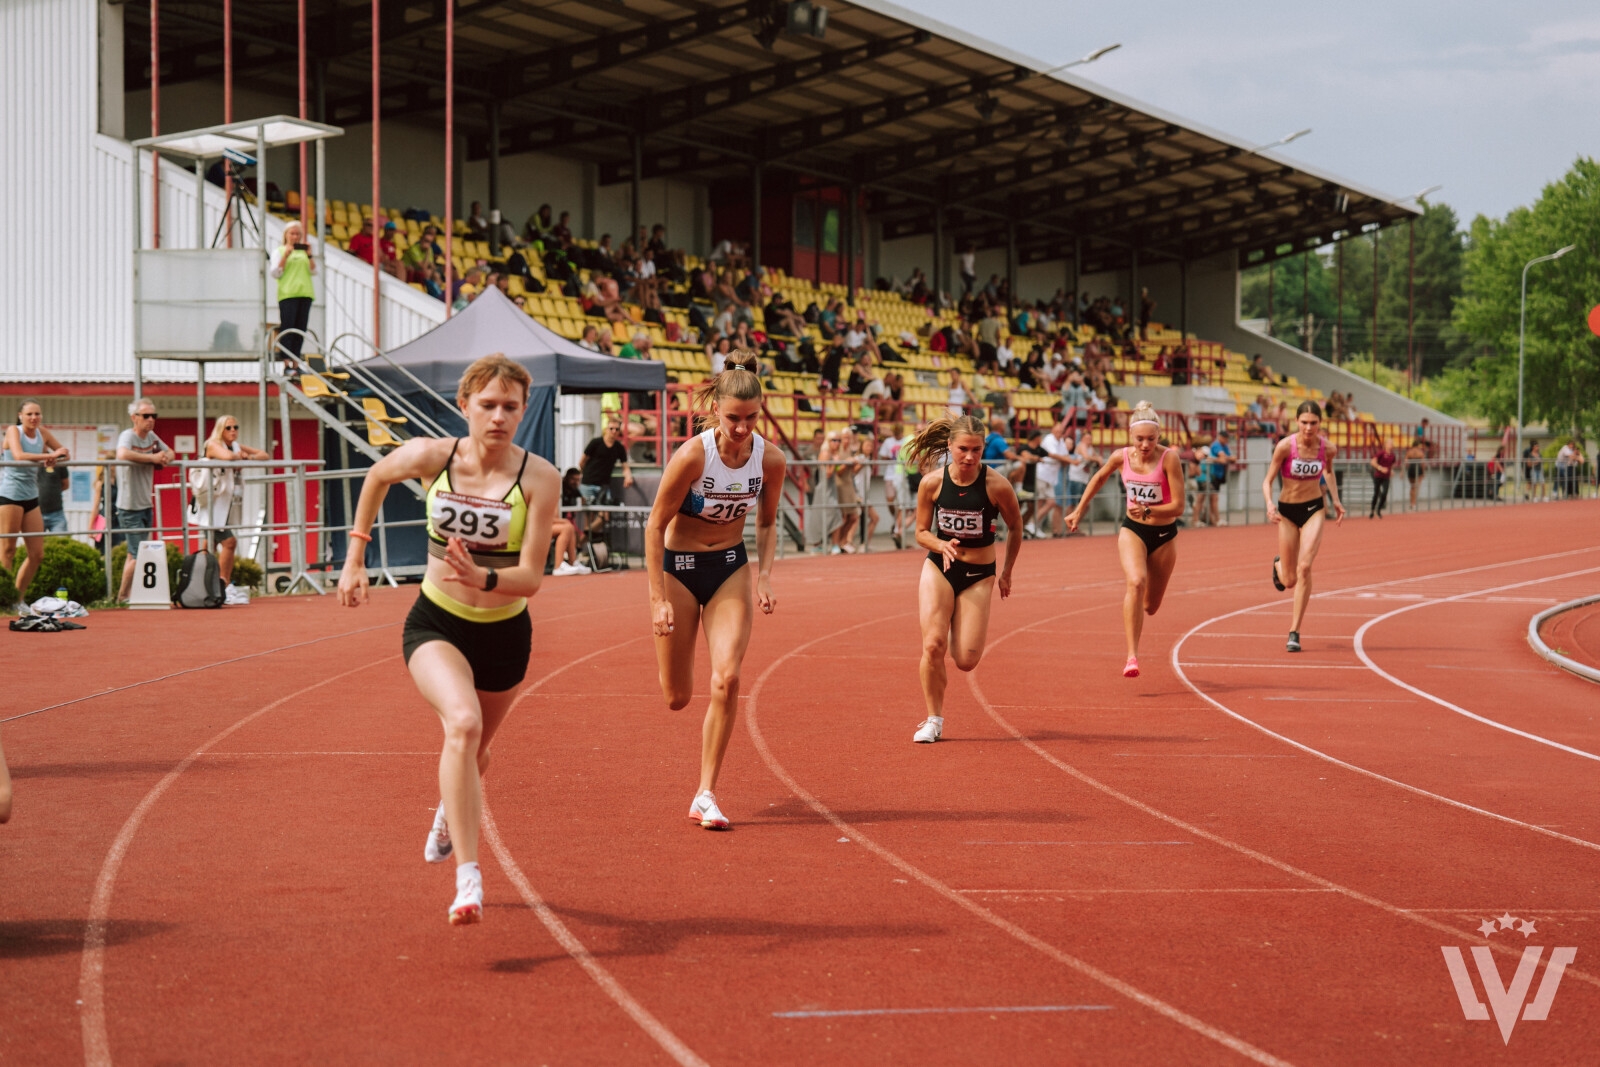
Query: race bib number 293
xmin=431 ymin=491 xmax=512 ymax=550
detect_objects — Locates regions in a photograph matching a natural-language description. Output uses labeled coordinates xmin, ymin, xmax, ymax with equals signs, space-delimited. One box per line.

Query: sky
xmin=902 ymin=0 xmax=1600 ymax=225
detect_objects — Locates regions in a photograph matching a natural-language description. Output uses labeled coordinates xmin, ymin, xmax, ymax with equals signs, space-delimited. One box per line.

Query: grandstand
xmin=3 ymin=0 xmax=1462 ymax=511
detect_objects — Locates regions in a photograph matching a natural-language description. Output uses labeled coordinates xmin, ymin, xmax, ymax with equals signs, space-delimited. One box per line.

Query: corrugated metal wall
xmin=3 ymin=0 xmax=443 ymax=385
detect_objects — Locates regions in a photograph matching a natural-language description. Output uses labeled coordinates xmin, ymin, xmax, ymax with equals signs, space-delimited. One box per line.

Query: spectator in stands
xmin=845 ymin=354 xmax=875 ymax=395
xmin=946 ymin=368 xmax=972 ymax=416
xmin=1204 ymin=429 xmax=1233 ymax=526
xmin=1270 ymin=399 xmax=1290 ymax=435
xmin=765 ymin=291 xmax=807 ymax=337
xmin=975 ymin=307 xmax=1004 ymax=371
xmin=114 ymin=399 xmax=175 ymax=602
xmin=982 ymin=415 xmax=1019 ymax=480
xmin=418 ymin=262 xmax=446 ymax=301
xmin=402 ymin=224 xmax=442 ymax=278
xmin=271 ymin=221 xmax=318 ymax=363
xmin=579 ymin=323 xmax=615 ymax=356
xmin=1248 ymin=353 xmax=1281 ymax=385
xmin=708 ymin=335 xmax=735 ymax=373
xmin=714 ymin=269 xmax=755 ymax=330
xmin=524 ymin=204 xmax=554 ymax=243
xmin=195 ymin=416 xmax=271 ymax=598
xmin=1061 ymin=368 xmax=1092 ymax=421
xmin=2 ymin=400 xmax=70 ymax=610
xmin=818 ymin=339 xmax=847 ymax=390
xmin=467 ymin=200 xmax=490 ymax=239
xmin=551 ymin=210 xmax=574 ymax=248
xmin=546 ymin=467 xmax=591 ymax=577
xmin=504 ymin=239 xmax=534 ymax=279
xmin=451 ymin=282 xmax=478 ymax=313
xmin=579 ymin=420 xmax=634 ymax=528
xmin=959 ymin=245 xmax=977 ymax=296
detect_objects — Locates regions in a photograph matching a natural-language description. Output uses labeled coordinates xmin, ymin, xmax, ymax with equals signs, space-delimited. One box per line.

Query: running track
xmin=2 ymin=502 xmax=1597 ymax=1065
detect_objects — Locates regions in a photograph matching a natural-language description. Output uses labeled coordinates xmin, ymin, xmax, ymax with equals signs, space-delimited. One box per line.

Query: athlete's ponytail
xmin=903 ymin=414 xmax=987 ymax=469
xmin=691 ymin=350 xmax=764 ymax=432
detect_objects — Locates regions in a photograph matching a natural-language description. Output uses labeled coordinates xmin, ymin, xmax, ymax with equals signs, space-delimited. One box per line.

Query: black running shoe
xmin=1272 ymin=556 xmax=1286 ymax=592
xmin=1286 ymin=631 xmax=1301 ymax=653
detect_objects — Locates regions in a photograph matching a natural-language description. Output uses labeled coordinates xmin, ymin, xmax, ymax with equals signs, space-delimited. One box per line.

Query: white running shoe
xmin=913 ymin=716 xmax=944 ymax=743
xmin=552 ymin=561 xmax=582 ymax=576
xmin=424 ymin=802 xmax=452 ymax=863
xmin=687 ymin=790 xmax=730 ymax=830
xmin=1024 ymin=523 xmax=1040 ymax=538
xmin=571 ymin=560 xmax=592 ymax=574
xmin=449 ymin=866 xmax=483 ymax=925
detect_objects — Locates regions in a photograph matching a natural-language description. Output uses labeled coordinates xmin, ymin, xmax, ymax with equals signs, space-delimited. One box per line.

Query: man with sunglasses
xmin=115 ymin=399 xmax=175 ymax=601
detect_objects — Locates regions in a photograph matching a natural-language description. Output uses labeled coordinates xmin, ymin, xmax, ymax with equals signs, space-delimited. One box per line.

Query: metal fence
xmin=5 ymin=445 xmax=1592 ymax=604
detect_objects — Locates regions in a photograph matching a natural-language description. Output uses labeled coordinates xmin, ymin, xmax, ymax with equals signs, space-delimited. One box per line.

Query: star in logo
xmin=1518 ymin=919 xmax=1537 ymax=938
xmin=1497 ymin=912 xmax=1517 ymax=930
xmin=1477 ymin=919 xmax=1499 ymax=938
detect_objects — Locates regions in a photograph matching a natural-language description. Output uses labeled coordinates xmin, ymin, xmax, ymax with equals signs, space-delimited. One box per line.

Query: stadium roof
xmin=132 ymin=0 xmax=1419 ymax=273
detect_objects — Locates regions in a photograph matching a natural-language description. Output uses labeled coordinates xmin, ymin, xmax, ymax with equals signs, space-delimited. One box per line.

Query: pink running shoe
xmin=1123 ymin=656 xmax=1140 ymax=678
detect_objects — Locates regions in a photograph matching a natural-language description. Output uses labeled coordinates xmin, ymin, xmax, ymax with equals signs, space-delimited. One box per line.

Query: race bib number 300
xmin=1289 ymin=459 xmax=1322 ymax=478
xmin=431 ymin=491 xmax=513 ymax=550
xmin=937 ymin=507 xmax=985 ymax=538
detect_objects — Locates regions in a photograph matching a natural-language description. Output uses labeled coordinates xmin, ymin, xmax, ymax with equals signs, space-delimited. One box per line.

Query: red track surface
xmin=1540 ymin=600 xmax=1600 ymax=674
xmin=4 ymin=503 xmax=1598 ymax=1065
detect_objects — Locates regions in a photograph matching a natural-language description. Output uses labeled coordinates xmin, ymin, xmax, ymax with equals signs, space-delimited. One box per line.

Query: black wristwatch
xmin=482 ymin=568 xmax=499 ymax=592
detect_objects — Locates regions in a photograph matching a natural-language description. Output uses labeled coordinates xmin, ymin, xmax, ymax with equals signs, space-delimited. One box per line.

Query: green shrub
xmin=231 ymin=556 xmax=264 ymax=590
xmin=111 ymin=540 xmax=184 ymax=597
xmin=32 ymin=538 xmax=109 ymax=604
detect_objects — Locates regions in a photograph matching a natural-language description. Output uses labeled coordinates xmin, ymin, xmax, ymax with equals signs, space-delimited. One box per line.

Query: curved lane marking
xmin=79 ymin=657 xmax=397 ymax=1067
xmin=485 ymin=634 xmax=710 ymax=1067
xmin=1352 ymin=568 xmax=1600 ymax=761
xmin=746 ymin=614 xmax=1298 ymax=1067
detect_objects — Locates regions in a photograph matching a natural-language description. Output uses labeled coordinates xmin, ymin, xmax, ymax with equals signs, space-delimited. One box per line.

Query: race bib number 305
xmin=431 ymin=491 xmax=512 ymax=550
xmin=937 ymin=507 xmax=985 ymax=538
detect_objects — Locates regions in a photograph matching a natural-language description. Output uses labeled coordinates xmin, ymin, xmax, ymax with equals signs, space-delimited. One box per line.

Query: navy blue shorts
xmin=666 ymin=541 xmax=748 ymax=606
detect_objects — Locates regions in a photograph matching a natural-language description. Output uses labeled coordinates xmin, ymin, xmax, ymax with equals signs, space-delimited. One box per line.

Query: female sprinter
xmin=1064 ymin=401 xmax=1185 ymax=678
xmin=1263 ymin=400 xmax=1345 ymax=652
xmin=337 ymin=354 xmax=559 ymax=924
xmin=906 ymin=415 xmax=1023 ymax=743
xmin=647 ymin=356 xmax=786 ymax=830
xmin=1 ymin=400 xmax=70 ymax=612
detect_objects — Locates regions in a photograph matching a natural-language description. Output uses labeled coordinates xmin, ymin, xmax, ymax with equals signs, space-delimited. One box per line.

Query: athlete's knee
xmin=922 ymin=633 xmax=948 ymax=661
xmin=1145 ymin=594 xmax=1164 ymax=616
xmin=1127 ymin=574 xmax=1148 ymax=596
xmin=708 ymin=667 xmax=741 ymax=702
xmin=441 ymin=707 xmax=483 ymax=748
xmin=1295 ymin=560 xmax=1314 ymax=583
xmin=663 ymin=683 xmax=693 ymax=711
xmin=951 ymin=648 xmax=982 ymax=672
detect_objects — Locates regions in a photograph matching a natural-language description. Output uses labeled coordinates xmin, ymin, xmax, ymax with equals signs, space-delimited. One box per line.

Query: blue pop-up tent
xmin=332 ymin=287 xmax=666 ymax=568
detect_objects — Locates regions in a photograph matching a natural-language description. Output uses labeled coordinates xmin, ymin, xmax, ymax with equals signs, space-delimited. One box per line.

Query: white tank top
xmin=678 ymin=428 xmax=765 ymax=525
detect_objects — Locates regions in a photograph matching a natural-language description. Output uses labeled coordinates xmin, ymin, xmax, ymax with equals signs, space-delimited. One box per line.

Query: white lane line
xmin=483 ymin=804 xmax=709 ymax=1067
xmin=962 ymin=840 xmax=1192 ymax=846
xmin=747 ymin=614 xmax=1299 ymax=1067
xmin=1171 ymin=590 xmax=1600 ymax=855
xmin=958 ymin=888 xmax=1338 ymax=895
xmin=4 ymin=622 xmax=396 ymax=725
xmin=1423 ymin=665 xmax=1561 ymax=673
xmin=1195 ymin=633 xmax=1354 ymax=640
xmin=1262 ymin=696 xmax=1413 ymax=703
xmin=1111 ymin=753 xmax=1299 ymax=757
xmin=1175 ymin=662 xmax=1370 ymax=670
xmin=1352 ymin=566 xmax=1600 ymax=763
xmin=79 ymin=657 xmax=395 ymax=1067
xmin=967 ymin=660 xmax=1600 ymax=992
xmin=200 ymin=751 xmax=436 ymax=757
xmin=773 ymin=1005 xmax=1112 ymax=1019
xmin=487 ymin=635 xmax=710 ymax=1067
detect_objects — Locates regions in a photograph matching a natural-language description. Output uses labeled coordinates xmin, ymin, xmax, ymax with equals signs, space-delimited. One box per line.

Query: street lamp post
xmin=1517 ymin=244 xmax=1576 ymax=501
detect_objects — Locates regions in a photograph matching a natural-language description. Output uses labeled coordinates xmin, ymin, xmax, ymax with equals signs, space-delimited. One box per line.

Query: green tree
xmin=1453 ymin=158 xmax=1600 ymax=439
xmin=1240 ymin=201 xmax=1466 ymax=377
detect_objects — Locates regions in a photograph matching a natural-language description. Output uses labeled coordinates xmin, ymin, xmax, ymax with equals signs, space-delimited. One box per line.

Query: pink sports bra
xmin=1121 ymin=447 xmax=1171 ymax=508
xmin=1281 ymin=435 xmax=1328 ymax=481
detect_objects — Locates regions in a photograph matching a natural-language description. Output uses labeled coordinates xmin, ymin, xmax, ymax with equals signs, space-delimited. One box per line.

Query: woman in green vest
xmin=271 ymin=220 xmax=318 ymax=363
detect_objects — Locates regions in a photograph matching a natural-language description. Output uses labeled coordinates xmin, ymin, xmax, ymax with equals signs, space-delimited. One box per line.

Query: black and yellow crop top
xmin=425 ymin=439 xmax=531 ymax=569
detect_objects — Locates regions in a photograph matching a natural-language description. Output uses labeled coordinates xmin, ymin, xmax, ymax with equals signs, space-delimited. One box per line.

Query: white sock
xmin=929 ymin=716 xmax=944 ymax=723
xmin=456 ymin=861 xmax=480 ymax=886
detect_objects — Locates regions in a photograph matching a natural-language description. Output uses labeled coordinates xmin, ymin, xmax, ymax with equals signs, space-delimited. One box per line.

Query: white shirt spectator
xmin=1068 ymin=436 xmax=1095 ymax=484
xmin=637 ymin=258 xmax=657 ymax=279
xmin=1038 ymin=430 xmax=1070 ymax=487
xmin=844 ymin=326 xmax=870 ymax=350
xmin=959 ymin=250 xmax=975 ymax=277
xmin=996 ymin=341 xmax=1014 ymax=369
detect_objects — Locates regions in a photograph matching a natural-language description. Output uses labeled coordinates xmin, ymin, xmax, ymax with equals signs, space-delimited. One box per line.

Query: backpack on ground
xmin=174 ymin=549 xmax=225 ymax=609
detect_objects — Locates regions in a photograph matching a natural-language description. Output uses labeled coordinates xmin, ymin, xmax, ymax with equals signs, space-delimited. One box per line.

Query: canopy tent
xmin=362 ymin=286 xmax=666 ymax=456
xmin=334 ymin=287 xmax=666 ymax=571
